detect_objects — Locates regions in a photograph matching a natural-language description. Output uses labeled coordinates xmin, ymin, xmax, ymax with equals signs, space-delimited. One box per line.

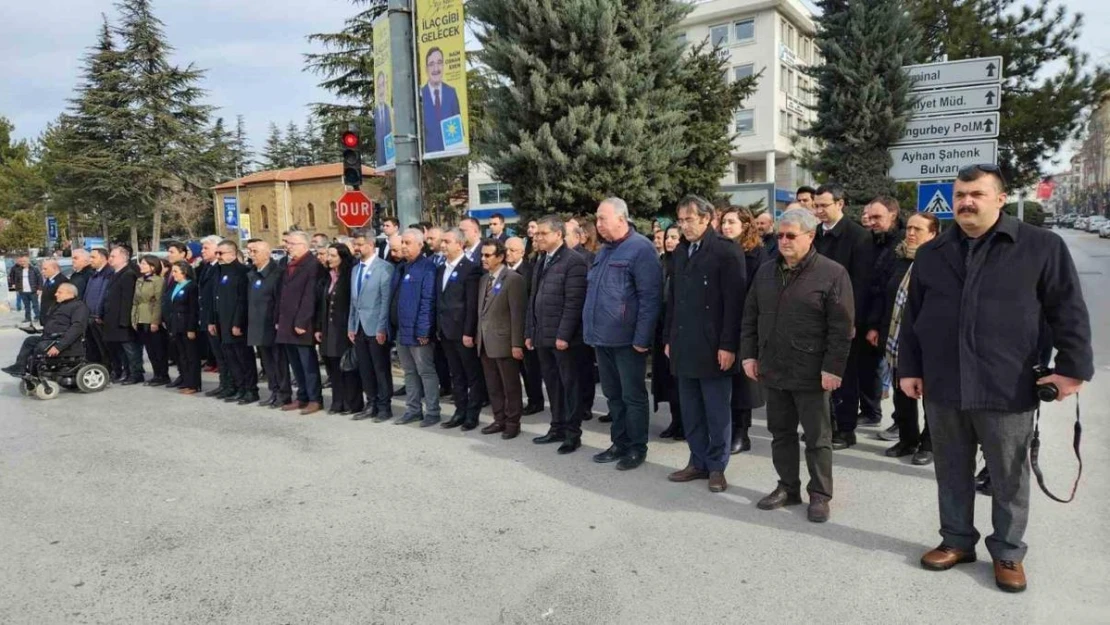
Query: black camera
xmin=1032 ymin=364 xmax=1059 ymax=402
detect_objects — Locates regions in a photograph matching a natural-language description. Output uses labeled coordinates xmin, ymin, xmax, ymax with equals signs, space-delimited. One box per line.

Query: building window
xmin=787 ymin=24 xmax=796 ymax=50
xmin=261 ymin=205 xmax=270 ymax=230
xmin=734 ymin=64 xmax=754 ymax=81
xmin=307 ymin=202 xmax=316 ymax=228
xmin=780 ymin=110 xmax=788 ymax=136
xmin=710 ymin=24 xmax=729 ymax=47
xmin=478 ymin=182 xmax=512 ymax=205
xmin=675 ymin=31 xmax=687 ymax=46
xmin=788 ymin=68 xmax=796 ymax=96
xmin=329 ymin=201 xmax=338 ymax=225
xmin=735 ymin=161 xmax=750 ymax=182
xmin=780 ymin=64 xmax=788 ymax=92
xmin=734 ymin=18 xmax=755 ymax=43
xmin=735 ymin=109 xmax=755 ymax=135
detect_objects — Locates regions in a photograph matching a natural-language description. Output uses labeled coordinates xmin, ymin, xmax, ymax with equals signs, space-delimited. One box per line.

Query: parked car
xmin=1086 ymin=216 xmax=1107 ymax=233
xmin=1100 ymin=222 xmax=1110 ymax=239
xmin=1076 ymin=217 xmax=1090 ymax=231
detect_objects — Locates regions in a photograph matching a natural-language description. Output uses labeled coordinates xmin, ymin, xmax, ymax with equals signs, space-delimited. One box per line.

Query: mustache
xmin=958 ymin=207 xmax=978 ymax=214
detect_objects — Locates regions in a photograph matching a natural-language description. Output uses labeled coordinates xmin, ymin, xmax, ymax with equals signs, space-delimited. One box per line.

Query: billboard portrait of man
xmin=420 ymin=46 xmax=463 ymax=154
xmin=374 ymin=71 xmax=393 ymax=165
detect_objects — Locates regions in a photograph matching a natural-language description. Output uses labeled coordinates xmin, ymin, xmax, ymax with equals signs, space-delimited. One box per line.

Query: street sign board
xmin=336 ymin=190 xmax=374 ymax=229
xmin=904 ymin=56 xmax=1003 ymax=91
xmin=917 ymin=182 xmax=955 ymax=220
xmin=889 ymin=139 xmax=998 ymax=182
xmin=911 ymin=84 xmax=1000 ymax=116
xmin=896 ymin=112 xmax=1000 ymax=145
xmin=46 ymin=216 xmax=58 ymax=242
xmin=223 ymin=196 xmax=239 ymax=231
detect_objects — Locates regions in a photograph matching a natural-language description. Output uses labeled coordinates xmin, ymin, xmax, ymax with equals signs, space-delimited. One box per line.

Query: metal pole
xmin=389 ymin=0 xmax=423 ymax=229
xmin=1017 ymin=189 xmax=1025 ymax=223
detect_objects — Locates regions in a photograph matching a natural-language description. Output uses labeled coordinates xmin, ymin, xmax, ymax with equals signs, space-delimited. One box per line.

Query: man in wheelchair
xmin=3 ymin=283 xmax=89 ymax=377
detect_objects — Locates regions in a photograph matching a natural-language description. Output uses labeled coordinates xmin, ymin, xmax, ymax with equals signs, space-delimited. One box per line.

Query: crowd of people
xmin=4 ymin=164 xmax=1094 ymax=594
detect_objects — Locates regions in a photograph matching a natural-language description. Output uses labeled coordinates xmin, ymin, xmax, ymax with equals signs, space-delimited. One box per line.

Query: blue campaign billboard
xmin=918 ymin=182 xmax=954 ymax=220
xmin=223 ymin=196 xmax=239 ymax=231
xmin=46 ymin=216 xmax=58 ymax=242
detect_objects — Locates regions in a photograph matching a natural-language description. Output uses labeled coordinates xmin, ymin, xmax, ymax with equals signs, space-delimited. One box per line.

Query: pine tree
xmin=283 ymin=122 xmax=306 ymax=167
xmin=232 ymin=114 xmax=252 ymax=175
xmin=0 ymin=117 xmax=45 ymax=219
xmin=802 ymin=0 xmax=923 ymax=206
xmin=261 ymin=123 xmax=288 ymax=169
xmin=907 ymin=0 xmax=1110 ymax=188
xmin=469 ymin=0 xmax=690 ymax=216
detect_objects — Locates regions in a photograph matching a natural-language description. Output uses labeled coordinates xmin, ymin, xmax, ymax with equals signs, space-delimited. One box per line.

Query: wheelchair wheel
xmin=34 ymin=379 xmax=61 ymax=400
xmin=75 ymin=364 xmax=109 ymax=393
xmin=18 ymin=380 xmax=32 ymax=396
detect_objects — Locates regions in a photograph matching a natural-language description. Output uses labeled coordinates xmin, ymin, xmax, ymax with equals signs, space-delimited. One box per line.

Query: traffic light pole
xmin=389 ymin=0 xmax=422 ymax=230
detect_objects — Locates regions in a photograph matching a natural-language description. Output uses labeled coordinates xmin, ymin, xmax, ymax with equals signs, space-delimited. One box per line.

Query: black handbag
xmin=340 ymin=346 xmax=359 ymax=372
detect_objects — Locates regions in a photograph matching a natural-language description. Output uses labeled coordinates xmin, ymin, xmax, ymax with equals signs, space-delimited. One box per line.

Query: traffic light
xmin=341 ymin=130 xmax=362 ymax=188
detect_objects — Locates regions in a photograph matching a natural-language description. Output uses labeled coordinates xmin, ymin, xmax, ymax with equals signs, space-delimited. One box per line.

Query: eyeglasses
xmin=958 ymin=163 xmax=1007 ymax=186
xmin=776 ymin=232 xmax=809 ymax=241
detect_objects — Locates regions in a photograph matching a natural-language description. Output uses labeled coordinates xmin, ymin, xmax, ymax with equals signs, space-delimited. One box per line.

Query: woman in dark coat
xmin=653 ymin=225 xmax=684 ymax=440
xmin=719 ymin=207 xmax=768 ymax=453
xmin=315 ymin=243 xmax=363 ymax=415
xmin=166 ymin=261 xmax=202 ymax=394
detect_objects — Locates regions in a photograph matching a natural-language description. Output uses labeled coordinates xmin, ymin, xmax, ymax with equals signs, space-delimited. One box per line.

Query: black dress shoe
xmin=557 ymin=438 xmax=581 ymax=454
xmin=598 ymin=414 xmax=613 ymax=423
xmin=328 ymin=406 xmax=342 ymax=415
xmin=121 ymin=377 xmax=143 ymax=386
xmin=393 ymin=386 xmax=406 ymax=397
xmin=259 ymin=394 xmax=277 ymax=407
xmin=351 ymin=410 xmax=372 ymax=421
xmin=885 ymin=441 xmax=917 ymax=458
xmin=532 ymin=432 xmax=566 ymax=444
xmin=592 ymin=446 xmax=624 ymax=464
xmin=831 ymin=431 xmax=857 ymax=450
xmin=205 ymin=386 xmax=227 ymax=398
xmin=167 ymin=378 xmax=183 ymax=389
xmin=2 ymin=365 xmax=23 ymax=377
xmin=218 ymin=388 xmax=240 ymax=400
xmin=441 ymin=414 xmax=466 ymax=429
xmin=660 ymin=422 xmax=679 ymax=439
xmin=237 ymin=393 xmax=260 ymax=405
xmin=224 ymin=390 xmax=245 ymax=403
xmin=522 ymin=404 xmax=544 ymax=416
xmin=460 ymin=419 xmax=478 ymax=432
xmin=730 ymin=428 xmax=751 ymax=455
xmin=616 ymin=451 xmax=646 ymax=471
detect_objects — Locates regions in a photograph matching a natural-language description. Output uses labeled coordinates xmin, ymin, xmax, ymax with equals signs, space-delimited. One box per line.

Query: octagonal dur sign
xmin=335 ymin=190 xmax=374 ymax=229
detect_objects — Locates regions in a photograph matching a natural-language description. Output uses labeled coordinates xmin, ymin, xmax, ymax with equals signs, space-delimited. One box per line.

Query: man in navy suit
xmin=420 ymin=47 xmax=462 ymax=154
xmin=374 ymin=71 xmax=393 ymax=165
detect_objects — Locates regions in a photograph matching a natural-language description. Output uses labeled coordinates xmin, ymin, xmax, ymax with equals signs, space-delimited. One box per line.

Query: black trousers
xmin=223 ymin=342 xmax=258 ymax=393
xmin=14 ymin=335 xmax=44 ymax=370
xmin=856 ymin=339 xmax=883 ymax=421
xmin=574 ymin=345 xmax=599 ymax=418
xmin=730 ymin=373 xmax=751 ymax=431
xmin=173 ymin=333 xmax=202 ymax=390
xmin=107 ymin=340 xmax=144 ymax=381
xmin=893 ymin=381 xmax=932 ymax=450
xmin=137 ymin=324 xmax=169 ymax=380
xmin=441 ymin=338 xmax=486 ymax=420
xmin=323 ymin=356 xmax=364 ymax=412
xmin=434 ymin=341 xmax=452 ymax=394
xmin=354 ymin=330 xmax=393 ymax=415
xmin=520 ymin=347 xmax=544 ymax=408
xmin=258 ymin=345 xmax=292 ymax=402
xmin=766 ymin=387 xmax=833 ymax=498
xmin=85 ymin=322 xmax=109 ymax=366
xmin=831 ymin=335 xmax=865 ymax=433
xmin=537 ymin=345 xmax=584 ymax=439
xmin=678 ymin=376 xmax=733 ymax=472
xmin=207 ymin=331 xmax=230 ymax=389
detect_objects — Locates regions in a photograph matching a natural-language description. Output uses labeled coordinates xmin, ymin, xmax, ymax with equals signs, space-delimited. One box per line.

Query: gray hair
xmin=779 ymin=207 xmax=820 ymax=233
xmin=71 ymin=248 xmax=90 ymax=260
xmin=57 ymin=283 xmax=78 ymax=297
xmin=402 ymin=227 xmax=425 ymax=245
xmin=286 ymin=231 xmax=311 ymax=246
xmin=676 ymin=194 xmax=714 ymax=218
xmin=444 ymin=227 xmax=464 ymax=243
xmin=600 ymin=197 xmax=629 ymax=220
xmin=351 ymin=228 xmax=377 ymax=239
xmin=41 ymin=259 xmax=60 ymax=271
xmin=201 ymin=235 xmax=223 ymax=247
xmin=537 ymin=215 xmax=565 ymax=238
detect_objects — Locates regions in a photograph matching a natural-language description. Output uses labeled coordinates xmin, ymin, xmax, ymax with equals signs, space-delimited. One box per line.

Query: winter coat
xmin=526 ymin=245 xmax=588 ymax=348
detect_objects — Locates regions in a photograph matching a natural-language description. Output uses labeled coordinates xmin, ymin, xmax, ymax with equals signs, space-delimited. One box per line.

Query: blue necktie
xmin=355 ymin=263 xmax=365 ymax=298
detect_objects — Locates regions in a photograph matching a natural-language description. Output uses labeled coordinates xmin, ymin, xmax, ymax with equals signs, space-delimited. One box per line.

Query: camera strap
xmin=1029 ymin=394 xmax=1082 ymax=504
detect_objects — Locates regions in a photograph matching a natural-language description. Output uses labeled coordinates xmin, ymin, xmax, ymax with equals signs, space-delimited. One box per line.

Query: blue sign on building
xmin=917 ymin=182 xmax=955 ymax=220
xmin=46 ymin=216 xmax=58 ymax=243
xmin=223 ymin=196 xmax=239 ymax=230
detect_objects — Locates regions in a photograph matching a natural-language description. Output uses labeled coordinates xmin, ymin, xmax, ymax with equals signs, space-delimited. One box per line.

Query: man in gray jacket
xmin=741 ymin=208 xmax=854 ymax=523
xmin=349 ymin=229 xmax=396 ymax=422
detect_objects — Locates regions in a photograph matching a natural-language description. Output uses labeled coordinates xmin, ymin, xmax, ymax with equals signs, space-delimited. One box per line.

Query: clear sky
xmin=2 ymin=0 xmax=1108 ymax=172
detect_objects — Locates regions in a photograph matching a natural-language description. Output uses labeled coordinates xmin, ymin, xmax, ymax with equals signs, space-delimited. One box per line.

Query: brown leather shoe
xmin=807 ymin=494 xmax=830 ymax=523
xmin=757 ymin=485 xmax=803 ymax=510
xmin=668 ymin=465 xmax=709 ymax=482
xmin=501 ymin=428 xmax=520 ymax=440
xmin=179 ymin=388 xmax=197 ymax=395
xmin=281 ymin=401 xmax=305 ymax=412
xmin=708 ymin=471 xmax=728 ymax=493
xmin=920 ymin=545 xmax=977 ymax=571
xmin=300 ymin=402 xmax=322 ymax=416
xmin=481 ymin=422 xmax=505 ymax=435
xmin=994 ymin=560 xmax=1027 ymax=593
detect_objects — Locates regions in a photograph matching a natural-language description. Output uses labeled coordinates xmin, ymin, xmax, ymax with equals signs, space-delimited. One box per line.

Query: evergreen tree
xmin=284 ymin=122 xmax=306 ymax=167
xmin=303 ymin=116 xmax=329 ymax=165
xmin=469 ymin=0 xmax=690 ymax=216
xmin=802 ymin=0 xmax=923 ymax=206
xmin=232 ymin=114 xmax=252 ymax=175
xmin=0 ymin=117 xmax=45 ymax=218
xmin=261 ymin=123 xmax=289 ymax=169
xmin=907 ymin=0 xmax=1110 ymax=188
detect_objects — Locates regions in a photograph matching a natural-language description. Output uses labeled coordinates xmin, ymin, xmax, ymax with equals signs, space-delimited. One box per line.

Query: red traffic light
xmin=341 ymin=131 xmax=360 ymax=149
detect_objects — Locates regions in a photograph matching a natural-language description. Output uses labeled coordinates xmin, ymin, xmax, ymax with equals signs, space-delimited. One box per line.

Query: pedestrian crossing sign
xmin=917 ymin=182 xmax=954 ymax=220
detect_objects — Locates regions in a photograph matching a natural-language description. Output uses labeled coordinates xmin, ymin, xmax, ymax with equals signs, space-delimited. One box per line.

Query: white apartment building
xmin=467 ymin=0 xmax=819 ymax=219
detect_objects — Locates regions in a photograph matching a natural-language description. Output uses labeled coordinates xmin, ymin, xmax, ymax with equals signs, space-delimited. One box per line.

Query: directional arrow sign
xmin=904 ymin=56 xmax=1003 ymax=90
xmin=911 ymin=84 xmax=1001 ymax=116
xmin=889 ymin=139 xmax=998 ymax=182
xmin=895 ymin=112 xmax=1000 ymax=145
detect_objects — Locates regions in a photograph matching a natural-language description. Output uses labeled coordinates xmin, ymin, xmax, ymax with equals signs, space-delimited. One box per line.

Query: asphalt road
xmin=1 ymin=228 xmax=1108 ymax=624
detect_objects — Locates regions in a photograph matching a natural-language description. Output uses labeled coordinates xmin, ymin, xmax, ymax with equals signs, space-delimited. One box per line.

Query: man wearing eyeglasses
xmin=812 ymin=183 xmax=875 ymax=450
xmin=276 ymin=231 xmax=324 ymax=415
xmin=898 ymin=164 xmax=1093 ymax=593
xmin=741 ymin=207 xmax=854 ymax=523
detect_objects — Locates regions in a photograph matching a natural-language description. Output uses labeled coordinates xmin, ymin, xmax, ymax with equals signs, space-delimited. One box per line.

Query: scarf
xmin=879 ymin=242 xmax=918 ymax=395
xmin=172 ymin=279 xmax=191 ymax=300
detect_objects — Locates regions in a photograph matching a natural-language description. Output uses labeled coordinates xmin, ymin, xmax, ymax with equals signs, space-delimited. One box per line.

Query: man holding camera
xmin=898 ymin=164 xmax=1093 ymax=594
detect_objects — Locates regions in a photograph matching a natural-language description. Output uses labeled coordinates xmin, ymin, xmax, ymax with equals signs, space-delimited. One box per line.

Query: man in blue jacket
xmin=390 ymin=228 xmax=440 ymax=426
xmin=583 ymin=197 xmax=663 ymax=471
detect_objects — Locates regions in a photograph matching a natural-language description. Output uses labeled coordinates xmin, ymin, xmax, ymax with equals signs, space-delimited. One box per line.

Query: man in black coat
xmin=198 ymin=236 xmax=231 ymax=396
xmin=210 ymin=239 xmax=257 ymax=404
xmin=899 ymin=165 xmax=1093 ymax=593
xmin=526 ymin=216 xmax=589 ymax=454
xmin=276 ymin=232 xmax=324 ymax=415
xmin=813 ymin=182 xmax=874 ymax=449
xmin=741 ymin=207 xmax=854 ymax=523
xmin=68 ymin=249 xmax=94 ymax=299
xmin=3 ymin=284 xmax=89 ymax=376
xmin=507 ymin=236 xmax=544 ymax=415
xmin=859 ymin=196 xmax=905 ymax=430
xmin=665 ymin=196 xmax=747 ymax=493
xmin=247 ymin=239 xmax=291 ymax=408
xmin=103 ymin=246 xmax=144 ymax=384
xmin=435 ymin=228 xmax=486 ymax=429
xmin=38 ymin=260 xmax=69 ymax=323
